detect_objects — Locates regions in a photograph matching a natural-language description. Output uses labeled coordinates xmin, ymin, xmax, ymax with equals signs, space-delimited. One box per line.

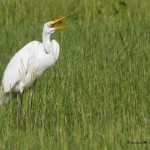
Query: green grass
xmin=0 ymin=0 xmax=150 ymax=149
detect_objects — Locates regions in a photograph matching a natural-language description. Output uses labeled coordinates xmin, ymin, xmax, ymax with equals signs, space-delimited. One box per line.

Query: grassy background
xmin=0 ymin=0 xmax=150 ymax=149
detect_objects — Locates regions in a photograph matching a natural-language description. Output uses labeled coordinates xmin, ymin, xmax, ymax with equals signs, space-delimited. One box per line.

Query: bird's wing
xmin=2 ymin=41 xmax=41 ymax=92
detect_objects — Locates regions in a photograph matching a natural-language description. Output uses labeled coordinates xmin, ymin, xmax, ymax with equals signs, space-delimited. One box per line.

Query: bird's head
xmin=43 ymin=16 xmax=68 ymax=34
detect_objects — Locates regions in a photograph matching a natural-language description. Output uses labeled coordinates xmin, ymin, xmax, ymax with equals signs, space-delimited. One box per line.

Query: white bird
xmin=0 ymin=16 xmax=68 ymax=106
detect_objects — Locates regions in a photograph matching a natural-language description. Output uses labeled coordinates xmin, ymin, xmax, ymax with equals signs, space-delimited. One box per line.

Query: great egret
xmin=0 ymin=16 xmax=68 ymax=106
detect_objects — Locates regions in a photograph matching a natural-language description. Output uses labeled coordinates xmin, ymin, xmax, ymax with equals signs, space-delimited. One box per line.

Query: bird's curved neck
xmin=42 ymin=32 xmax=52 ymax=53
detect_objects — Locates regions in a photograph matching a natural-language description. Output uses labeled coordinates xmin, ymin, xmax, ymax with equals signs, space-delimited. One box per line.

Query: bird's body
xmin=0 ymin=16 xmax=68 ymax=105
xmin=2 ymin=40 xmax=59 ymax=93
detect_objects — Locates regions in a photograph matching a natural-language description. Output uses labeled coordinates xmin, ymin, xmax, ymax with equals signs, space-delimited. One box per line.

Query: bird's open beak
xmin=49 ymin=16 xmax=69 ymax=30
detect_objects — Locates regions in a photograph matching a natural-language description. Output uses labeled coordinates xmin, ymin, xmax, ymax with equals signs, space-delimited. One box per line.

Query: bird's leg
xmin=28 ymin=81 xmax=37 ymax=122
xmin=17 ymin=92 xmax=23 ymax=130
xmin=29 ymin=90 xmax=33 ymax=109
xmin=19 ymin=92 xmax=24 ymax=106
xmin=29 ymin=80 xmax=37 ymax=109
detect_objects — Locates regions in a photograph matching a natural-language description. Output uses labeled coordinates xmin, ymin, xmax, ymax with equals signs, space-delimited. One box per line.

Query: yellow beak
xmin=49 ymin=16 xmax=69 ymax=30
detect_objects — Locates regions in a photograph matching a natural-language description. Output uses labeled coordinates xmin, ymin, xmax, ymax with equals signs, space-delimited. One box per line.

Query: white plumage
xmin=0 ymin=16 xmax=68 ymax=105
